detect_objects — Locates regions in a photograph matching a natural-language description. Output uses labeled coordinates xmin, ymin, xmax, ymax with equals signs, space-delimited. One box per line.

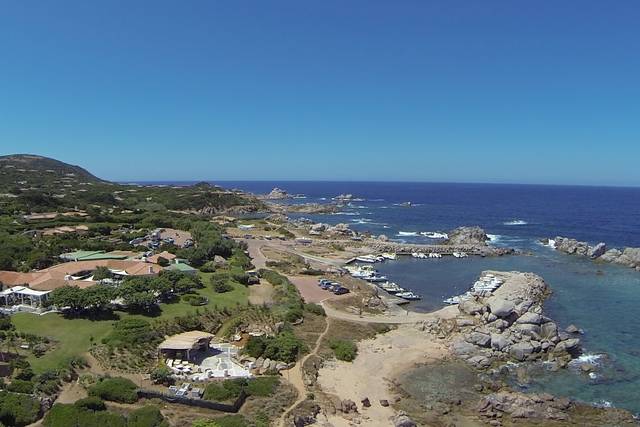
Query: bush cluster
xmin=330 ymin=339 xmax=358 ymax=362
xmin=88 ymin=377 xmax=138 ymax=403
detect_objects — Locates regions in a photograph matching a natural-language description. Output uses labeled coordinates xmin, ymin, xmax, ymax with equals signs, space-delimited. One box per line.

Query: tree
xmin=81 ymin=286 xmax=114 ymax=312
xmin=92 ymin=266 xmax=112 ymax=281
xmin=150 ymin=366 xmax=173 ymax=386
xmin=50 ymin=286 xmax=85 ymax=312
xmin=117 ymin=278 xmax=158 ymax=312
xmin=156 ymin=257 xmax=170 ymax=267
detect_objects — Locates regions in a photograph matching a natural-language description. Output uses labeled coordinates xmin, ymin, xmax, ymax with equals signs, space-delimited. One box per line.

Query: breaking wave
xmin=397 ymin=231 xmax=418 ymax=236
xmin=503 ymin=220 xmax=528 ymax=226
xmin=420 ymin=231 xmax=448 ymax=239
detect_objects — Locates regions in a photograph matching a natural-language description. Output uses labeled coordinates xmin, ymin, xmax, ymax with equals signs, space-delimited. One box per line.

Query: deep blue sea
xmin=141 ymin=181 xmax=640 ymax=414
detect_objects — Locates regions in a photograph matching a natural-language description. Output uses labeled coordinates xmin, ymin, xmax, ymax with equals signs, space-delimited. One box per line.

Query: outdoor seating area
xmin=159 ymin=332 xmax=252 ymax=382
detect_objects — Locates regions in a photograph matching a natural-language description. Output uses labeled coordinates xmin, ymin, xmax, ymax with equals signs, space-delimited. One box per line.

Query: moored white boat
xmin=396 ymin=291 xmax=421 ymax=300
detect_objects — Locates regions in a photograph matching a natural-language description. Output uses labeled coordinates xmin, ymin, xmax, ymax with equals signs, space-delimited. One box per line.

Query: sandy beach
xmin=316 ymin=324 xmax=449 ymax=426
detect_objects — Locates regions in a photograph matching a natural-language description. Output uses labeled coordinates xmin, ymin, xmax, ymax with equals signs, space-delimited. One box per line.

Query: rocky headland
xmin=545 ymin=236 xmax=640 ymax=271
xmin=418 ymin=271 xmax=582 ymax=370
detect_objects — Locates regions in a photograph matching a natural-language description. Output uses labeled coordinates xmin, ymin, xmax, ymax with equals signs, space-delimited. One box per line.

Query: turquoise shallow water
xmin=376 ymin=247 xmax=640 ymax=414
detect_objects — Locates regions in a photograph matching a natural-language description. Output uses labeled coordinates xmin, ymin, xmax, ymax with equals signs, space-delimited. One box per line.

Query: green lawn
xmin=12 ymin=312 xmax=114 ymax=372
xmin=11 ymin=273 xmax=248 ymax=372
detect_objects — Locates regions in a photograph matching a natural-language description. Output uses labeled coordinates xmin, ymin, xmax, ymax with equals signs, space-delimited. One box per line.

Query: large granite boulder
xmin=555 ymin=338 xmax=581 ymax=354
xmin=588 ymin=242 xmax=607 ymax=259
xmin=490 ymin=333 xmax=510 ymax=351
xmin=510 ymin=342 xmax=535 ymax=361
xmin=459 ymin=299 xmax=485 ymax=315
xmin=451 ymin=339 xmax=479 ymax=356
xmin=446 ymin=226 xmax=489 ymax=246
xmin=466 ymin=332 xmax=491 ymax=347
xmin=517 ymin=312 xmax=543 ymax=325
xmin=392 ymin=413 xmax=417 ymax=427
xmin=540 ymin=322 xmax=559 ymax=339
xmin=488 ymin=298 xmax=515 ymax=318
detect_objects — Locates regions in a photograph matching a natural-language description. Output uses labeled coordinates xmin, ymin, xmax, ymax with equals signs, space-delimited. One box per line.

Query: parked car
xmin=333 ymin=287 xmax=349 ymax=295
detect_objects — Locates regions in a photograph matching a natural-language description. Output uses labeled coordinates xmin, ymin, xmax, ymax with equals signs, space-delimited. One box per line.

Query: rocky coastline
xmin=544 ymin=236 xmax=640 ymax=271
xmin=418 ymin=271 xmax=582 ymax=370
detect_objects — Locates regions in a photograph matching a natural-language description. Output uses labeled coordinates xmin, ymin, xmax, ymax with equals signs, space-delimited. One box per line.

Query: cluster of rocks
xmin=421 ymin=272 xmax=582 ymax=369
xmin=262 ymin=187 xmax=290 ymax=199
xmin=549 ymin=236 xmax=640 ymax=271
xmin=335 ymin=398 xmax=417 ymax=427
xmin=477 ymin=391 xmax=572 ymax=424
xmin=307 ymin=222 xmax=358 ymax=238
xmin=239 ymin=355 xmax=291 ymax=375
xmin=446 ymin=226 xmax=490 ymax=246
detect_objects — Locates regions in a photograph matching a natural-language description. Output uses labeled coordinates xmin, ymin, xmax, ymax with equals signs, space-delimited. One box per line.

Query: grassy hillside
xmin=0 ymin=154 xmax=265 ymax=214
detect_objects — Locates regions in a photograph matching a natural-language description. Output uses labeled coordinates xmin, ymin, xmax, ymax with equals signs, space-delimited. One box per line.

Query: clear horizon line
xmin=113 ymin=178 xmax=640 ymax=190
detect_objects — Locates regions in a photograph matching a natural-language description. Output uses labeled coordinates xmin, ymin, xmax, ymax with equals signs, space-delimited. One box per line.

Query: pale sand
xmin=316 ymin=324 xmax=448 ymax=426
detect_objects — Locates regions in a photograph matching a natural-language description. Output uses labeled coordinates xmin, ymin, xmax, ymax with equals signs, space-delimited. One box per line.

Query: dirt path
xmin=55 ymin=380 xmax=88 ymax=404
xmin=278 ymin=317 xmax=332 ymax=427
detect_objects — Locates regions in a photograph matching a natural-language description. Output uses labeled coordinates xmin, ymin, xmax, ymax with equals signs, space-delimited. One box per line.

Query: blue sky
xmin=1 ymin=1 xmax=639 ymax=185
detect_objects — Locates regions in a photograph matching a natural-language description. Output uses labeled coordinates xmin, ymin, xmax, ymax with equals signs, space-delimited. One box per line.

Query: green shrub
xmin=103 ymin=318 xmax=156 ymax=347
xmin=246 ymin=377 xmax=279 ymax=397
xmin=43 ymin=403 xmax=127 ymax=427
xmin=284 ymin=306 xmax=304 ymax=323
xmin=74 ymin=396 xmax=106 ymax=411
xmin=7 ymin=379 xmax=34 ymax=394
xmin=330 ymin=339 xmax=357 ymax=362
xmin=0 ymin=390 xmax=41 ymax=426
xmin=150 ymin=366 xmax=173 ymax=385
xmin=243 ymin=336 xmax=267 ymax=358
xmin=88 ymin=377 xmax=138 ymax=403
xmin=127 ymin=405 xmax=169 ymax=427
xmin=262 ymin=331 xmax=306 ymax=363
xmin=181 ymin=294 xmax=208 ymax=306
xmin=304 ymin=303 xmax=325 ymax=316
xmin=203 ymin=379 xmax=246 ymax=402
xmin=199 ymin=261 xmax=216 ymax=273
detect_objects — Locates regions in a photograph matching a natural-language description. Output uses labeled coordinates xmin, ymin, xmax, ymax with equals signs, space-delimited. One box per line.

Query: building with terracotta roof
xmin=0 ymin=259 xmax=162 ymax=292
xmin=147 ymin=251 xmax=177 ymax=264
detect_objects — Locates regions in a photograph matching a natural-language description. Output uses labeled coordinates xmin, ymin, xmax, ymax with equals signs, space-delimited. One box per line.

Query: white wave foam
xmin=333 ymin=212 xmax=359 ymax=216
xmin=487 ymin=234 xmax=501 ymax=242
xmin=397 ymin=231 xmax=418 ymax=236
xmin=570 ymin=353 xmax=604 ymax=366
xmin=420 ymin=231 xmax=448 ymax=239
xmin=504 ymin=220 xmax=528 ymax=226
xmin=593 ymin=399 xmax=613 ymax=408
xmin=351 ymin=219 xmax=372 ymax=224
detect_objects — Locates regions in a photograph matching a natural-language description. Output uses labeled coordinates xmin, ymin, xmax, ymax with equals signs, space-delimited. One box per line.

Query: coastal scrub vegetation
xmin=43 ymin=402 xmax=168 ymax=427
xmin=242 ymin=331 xmax=306 ymax=363
xmin=0 ymin=390 xmax=41 ymax=426
xmin=88 ymin=376 xmax=138 ymax=403
xmin=329 ymin=339 xmax=358 ymax=362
